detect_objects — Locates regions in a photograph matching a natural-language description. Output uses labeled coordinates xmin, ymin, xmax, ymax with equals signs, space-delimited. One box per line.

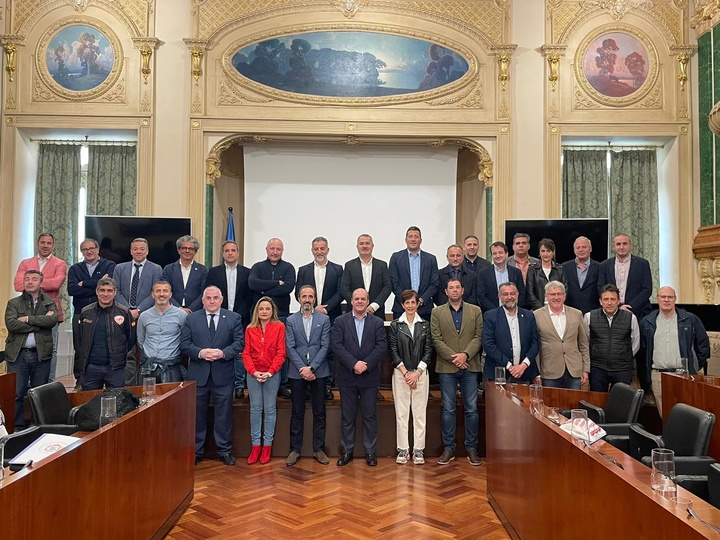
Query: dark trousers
xmin=7 ymin=349 xmax=51 ymax=429
xmin=81 ymin=363 xmax=124 ymax=391
xmin=289 ymin=376 xmax=327 ymax=453
xmin=636 ymin=352 xmax=651 ymax=392
xmin=589 ymin=366 xmax=633 ymax=392
xmin=338 ymin=385 xmax=378 ymax=455
xmin=195 ymin=382 xmax=233 ymax=456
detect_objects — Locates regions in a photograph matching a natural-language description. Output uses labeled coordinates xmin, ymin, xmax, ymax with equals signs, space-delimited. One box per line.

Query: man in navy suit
xmin=562 ymin=236 xmax=601 ymax=314
xmin=161 ymin=235 xmax=208 ymax=313
xmin=482 ymin=282 xmax=539 ymax=384
xmin=113 ymin=238 xmax=163 ymax=385
xmin=389 ymin=226 xmax=439 ymax=320
xmin=597 ymin=233 xmax=653 ymax=390
xmin=181 ymin=286 xmax=244 ymax=466
xmin=341 ymin=234 xmax=392 ymax=321
xmin=332 ymin=288 xmax=387 ymax=467
xmin=435 ymin=244 xmax=477 ymax=306
xmin=205 ymin=240 xmax=252 ymax=400
xmin=477 ymin=241 xmax=525 ymax=313
xmin=295 ymin=236 xmax=343 ymax=400
xmin=285 ymin=285 xmax=332 ymax=466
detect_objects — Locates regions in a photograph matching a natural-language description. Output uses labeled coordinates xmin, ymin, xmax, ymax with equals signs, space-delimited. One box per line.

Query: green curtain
xmin=609 ymin=150 xmax=660 ymax=293
xmin=35 ymin=143 xmax=82 ymax=316
xmin=86 ymin=145 xmax=137 ymax=215
xmin=561 ymin=149 xmax=609 ymax=218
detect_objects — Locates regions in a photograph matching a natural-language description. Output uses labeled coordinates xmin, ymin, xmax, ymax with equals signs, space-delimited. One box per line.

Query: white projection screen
xmin=243 ymin=144 xmax=458 ymax=312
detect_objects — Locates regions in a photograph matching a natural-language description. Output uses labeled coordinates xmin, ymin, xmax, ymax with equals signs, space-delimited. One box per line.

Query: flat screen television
xmin=85 ymin=216 xmax=192 ymax=267
xmin=504 ymin=219 xmax=610 ymax=263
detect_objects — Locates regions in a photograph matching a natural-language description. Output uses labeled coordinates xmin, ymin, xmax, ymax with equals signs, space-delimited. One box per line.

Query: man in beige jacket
xmin=533 ymin=281 xmax=589 ymax=389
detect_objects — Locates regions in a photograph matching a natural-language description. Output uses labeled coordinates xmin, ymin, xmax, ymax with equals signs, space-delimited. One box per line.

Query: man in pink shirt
xmin=14 ymin=233 xmax=67 ymax=381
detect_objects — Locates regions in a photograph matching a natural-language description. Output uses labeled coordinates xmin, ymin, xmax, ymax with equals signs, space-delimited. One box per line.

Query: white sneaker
xmin=396 ymin=449 xmax=410 ymax=464
xmin=412 ymin=449 xmax=425 ymax=464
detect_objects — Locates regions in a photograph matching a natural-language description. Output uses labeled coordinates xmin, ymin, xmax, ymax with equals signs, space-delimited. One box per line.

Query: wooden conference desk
xmin=0 ymin=371 xmax=16 ymax=433
xmin=0 ymin=381 xmax=195 ymax=540
xmin=486 ymin=384 xmax=720 ymax=539
xmin=662 ymin=372 xmax=720 ymax=459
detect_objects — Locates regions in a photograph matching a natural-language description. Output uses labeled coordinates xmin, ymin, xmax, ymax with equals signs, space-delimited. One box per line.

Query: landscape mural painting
xmin=45 ymin=25 xmax=115 ymax=92
xmin=582 ymin=32 xmax=648 ymax=98
xmin=232 ymin=31 xmax=469 ymax=97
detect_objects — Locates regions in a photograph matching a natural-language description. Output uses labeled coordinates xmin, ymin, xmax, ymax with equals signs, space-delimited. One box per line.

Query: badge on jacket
xmin=114 ymin=315 xmax=125 ymax=325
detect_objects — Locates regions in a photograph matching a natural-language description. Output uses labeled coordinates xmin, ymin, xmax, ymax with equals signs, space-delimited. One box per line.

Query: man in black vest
xmin=582 ymin=284 xmax=640 ymax=392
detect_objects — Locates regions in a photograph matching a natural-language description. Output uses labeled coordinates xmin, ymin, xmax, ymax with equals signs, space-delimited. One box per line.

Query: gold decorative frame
xmin=220 ymin=23 xmax=479 ymax=107
xmin=35 ymin=17 xmax=124 ymax=102
xmin=573 ymin=24 xmax=659 ymax=108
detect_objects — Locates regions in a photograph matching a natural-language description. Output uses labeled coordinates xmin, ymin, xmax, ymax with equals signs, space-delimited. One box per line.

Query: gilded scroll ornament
xmin=139 ymin=45 xmax=152 ymax=83
xmin=184 ymin=39 xmax=209 ymax=86
xmin=490 ymin=45 xmax=516 ymax=91
xmin=4 ymin=43 xmax=17 ymax=83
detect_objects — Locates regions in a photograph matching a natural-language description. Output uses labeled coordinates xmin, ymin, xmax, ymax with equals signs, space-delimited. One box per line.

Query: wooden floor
xmin=166 ymin=457 xmax=510 ymax=540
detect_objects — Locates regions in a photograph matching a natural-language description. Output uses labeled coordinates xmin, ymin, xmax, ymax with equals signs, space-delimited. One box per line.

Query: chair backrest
xmin=663 ymin=403 xmax=716 ymax=456
xmin=709 ymin=463 xmax=720 ymax=510
xmin=0 ymin=426 xmax=42 ymax=461
xmin=27 ymin=381 xmax=72 ymax=425
xmin=604 ymin=383 xmax=644 ymax=424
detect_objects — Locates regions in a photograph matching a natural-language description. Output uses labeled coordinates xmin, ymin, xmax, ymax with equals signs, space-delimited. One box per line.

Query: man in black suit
xmin=205 ymin=240 xmax=252 ymax=399
xmin=340 ymin=234 xmax=392 ymax=321
xmin=389 ymin=226 xmax=439 ymax=320
xmin=181 ymin=286 xmax=244 ymax=466
xmin=332 ymin=288 xmax=387 ymax=467
xmin=477 ymin=241 xmax=525 ymax=313
xmin=562 ymin=236 xmax=601 ymax=314
xmin=435 ymin=244 xmax=477 ymax=306
xmin=597 ymin=233 xmax=653 ymax=391
xmin=295 ymin=236 xmax=344 ymax=400
xmin=462 ymin=235 xmax=491 ymax=275
xmin=161 ymin=235 xmax=208 ymax=313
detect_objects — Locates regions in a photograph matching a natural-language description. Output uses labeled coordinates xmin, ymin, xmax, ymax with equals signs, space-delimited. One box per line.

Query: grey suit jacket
xmin=534 ymin=305 xmax=590 ymax=379
xmin=285 ymin=311 xmax=331 ymax=379
xmin=430 ymin=302 xmax=483 ymax=373
xmin=113 ymin=260 xmax=163 ymax=313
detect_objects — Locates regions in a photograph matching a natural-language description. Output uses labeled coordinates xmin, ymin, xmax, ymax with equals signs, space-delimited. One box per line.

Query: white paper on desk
xmin=560 ymin=419 xmax=607 ymax=444
xmin=9 ymin=433 xmax=80 ymax=466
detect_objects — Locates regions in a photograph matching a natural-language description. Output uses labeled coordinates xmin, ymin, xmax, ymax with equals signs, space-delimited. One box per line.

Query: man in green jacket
xmin=4 ymin=269 xmax=59 ymax=428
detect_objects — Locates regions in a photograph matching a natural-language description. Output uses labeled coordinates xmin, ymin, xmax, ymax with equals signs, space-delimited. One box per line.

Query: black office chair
xmin=0 ymin=425 xmax=76 ymax=471
xmin=26 ymin=381 xmax=80 ymax=435
xmin=709 ymin=463 xmax=720 ymax=510
xmin=629 ymin=403 xmax=716 ymax=476
xmin=576 ymin=383 xmax=644 ymax=453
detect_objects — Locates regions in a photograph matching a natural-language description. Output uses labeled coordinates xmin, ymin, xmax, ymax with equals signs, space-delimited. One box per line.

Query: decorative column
xmin=183 ymin=39 xmax=209 ymax=115
xmin=490 ymin=45 xmax=517 ymax=119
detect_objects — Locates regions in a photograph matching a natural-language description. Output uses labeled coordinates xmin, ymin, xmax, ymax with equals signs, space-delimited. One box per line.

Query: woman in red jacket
xmin=242 ymin=296 xmax=286 ymax=464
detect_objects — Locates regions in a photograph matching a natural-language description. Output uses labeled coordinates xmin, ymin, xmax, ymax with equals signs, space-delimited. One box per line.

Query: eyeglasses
xmin=81 ymin=247 xmax=98 ymax=252
xmin=179 ymin=247 xmax=197 ymax=252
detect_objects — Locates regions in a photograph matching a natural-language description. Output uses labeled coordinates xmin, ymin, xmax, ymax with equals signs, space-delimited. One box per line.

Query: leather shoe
xmin=336 ymin=452 xmax=353 ymax=466
xmin=286 ymin=451 xmax=300 ymax=466
xmin=234 ymin=388 xmax=245 ymax=399
xmin=365 ymin=453 xmax=377 ymax=467
xmin=219 ymin=453 xmax=236 ymax=466
xmin=277 ymin=386 xmax=292 ymax=399
xmin=194 ymin=455 xmax=203 ymax=465
xmin=313 ymin=450 xmax=330 ymax=465
xmin=325 ymin=387 xmax=334 ymax=401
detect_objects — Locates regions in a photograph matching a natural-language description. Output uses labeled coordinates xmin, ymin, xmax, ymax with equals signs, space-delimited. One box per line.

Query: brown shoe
xmin=437 ymin=448 xmax=455 ymax=465
xmin=313 ymin=450 xmax=330 ymax=465
xmin=467 ymin=448 xmax=482 ymax=466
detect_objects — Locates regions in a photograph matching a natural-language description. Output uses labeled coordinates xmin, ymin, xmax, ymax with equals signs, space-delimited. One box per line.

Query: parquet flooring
xmin=166 ymin=457 xmax=510 ymax=540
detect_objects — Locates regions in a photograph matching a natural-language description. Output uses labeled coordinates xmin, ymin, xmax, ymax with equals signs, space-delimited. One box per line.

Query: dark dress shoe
xmin=277 ymin=386 xmax=292 ymax=399
xmin=365 ymin=453 xmax=377 ymax=466
xmin=325 ymin=387 xmax=334 ymax=401
xmin=336 ymin=452 xmax=354 ymax=466
xmin=194 ymin=455 xmax=203 ymax=465
xmin=219 ymin=453 xmax=236 ymax=466
xmin=234 ymin=388 xmax=245 ymax=399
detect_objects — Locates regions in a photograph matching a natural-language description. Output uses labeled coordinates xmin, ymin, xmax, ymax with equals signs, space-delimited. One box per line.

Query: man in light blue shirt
xmin=137 ymin=280 xmax=188 ymax=382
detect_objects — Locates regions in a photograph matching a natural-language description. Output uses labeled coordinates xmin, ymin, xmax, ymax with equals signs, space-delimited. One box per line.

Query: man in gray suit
xmin=113 ymin=237 xmax=162 ymax=385
xmin=340 ymin=234 xmax=391 ymax=320
xmin=285 ymin=285 xmax=332 ymax=466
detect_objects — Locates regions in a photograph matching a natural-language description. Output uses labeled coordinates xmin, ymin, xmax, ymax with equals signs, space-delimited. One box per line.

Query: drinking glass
xmin=570 ymin=409 xmax=589 ymax=441
xmin=142 ymin=377 xmax=157 ymax=405
xmin=99 ymin=395 xmax=118 ymax=428
xmin=532 ymin=398 xmax=544 ymax=415
xmin=670 ymin=496 xmax=692 ymax=511
xmin=676 ymin=358 xmax=689 ymax=375
xmin=495 ymin=366 xmax=506 ymax=388
xmin=529 ymin=384 xmax=543 ymax=402
xmin=546 ymin=406 xmax=559 ymax=421
xmin=650 ymin=448 xmax=676 ymax=498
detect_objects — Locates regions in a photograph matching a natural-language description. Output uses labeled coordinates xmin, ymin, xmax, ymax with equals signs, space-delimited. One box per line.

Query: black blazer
xmin=205 ymin=264 xmax=252 ymax=328
xmin=561 ymin=259 xmax=601 ymax=314
xmin=435 ymin=264 xmax=477 ymax=306
xmin=476 ymin=265 xmax=525 ymax=313
xmin=295 ymin=260 xmax=344 ymax=322
xmin=525 ymin=263 xmax=567 ymax=310
xmin=340 ymin=257 xmax=392 ymax=321
xmin=597 ymin=255 xmax=653 ymax=319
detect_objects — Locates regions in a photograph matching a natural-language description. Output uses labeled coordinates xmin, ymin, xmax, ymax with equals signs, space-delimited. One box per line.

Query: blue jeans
xmin=439 ymin=370 xmax=479 ymax=452
xmin=233 ymin=356 xmax=246 ymax=390
xmin=7 ymin=349 xmax=51 ymax=428
xmin=542 ymin=369 xmax=581 ymax=390
xmin=246 ymin=372 xmax=281 ymax=446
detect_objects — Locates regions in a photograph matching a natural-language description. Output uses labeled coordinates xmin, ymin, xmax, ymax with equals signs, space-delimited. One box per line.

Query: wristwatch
xmin=309 ymin=366 xmax=315 ymax=373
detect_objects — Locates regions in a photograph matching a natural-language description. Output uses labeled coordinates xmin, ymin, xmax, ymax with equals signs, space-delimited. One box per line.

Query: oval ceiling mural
xmin=231 ymin=31 xmax=470 ymax=98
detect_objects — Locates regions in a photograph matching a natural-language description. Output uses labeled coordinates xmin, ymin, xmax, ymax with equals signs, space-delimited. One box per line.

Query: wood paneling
xmin=0 ymin=371 xmax=16 ymax=433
